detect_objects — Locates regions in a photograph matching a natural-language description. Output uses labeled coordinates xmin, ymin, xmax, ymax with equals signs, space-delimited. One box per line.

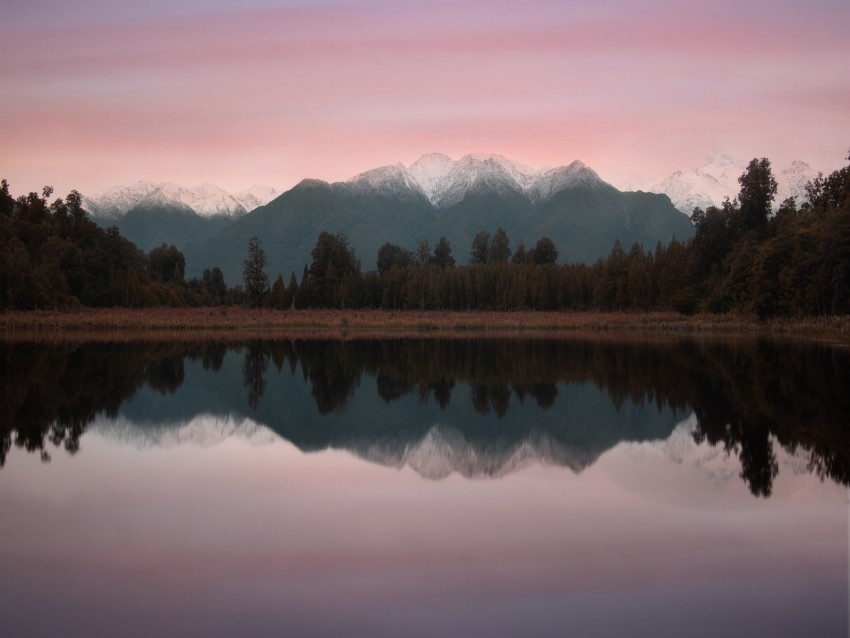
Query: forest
xmin=1 ymin=153 xmax=848 ymax=317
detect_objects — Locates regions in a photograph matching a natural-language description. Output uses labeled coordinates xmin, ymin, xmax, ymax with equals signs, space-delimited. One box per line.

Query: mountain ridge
xmin=84 ymin=180 xmax=281 ymax=220
xmin=83 ymin=153 xmax=696 ymax=284
xmin=619 ymin=150 xmax=820 ymax=216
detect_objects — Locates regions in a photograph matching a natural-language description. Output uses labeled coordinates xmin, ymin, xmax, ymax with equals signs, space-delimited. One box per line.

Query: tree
xmin=377 ymin=242 xmax=413 ymax=274
xmin=285 ymin=271 xmax=298 ymax=309
xmin=147 ymin=243 xmax=185 ymax=284
xmin=270 ymin=274 xmax=285 ymax=308
xmin=308 ymin=231 xmax=360 ymax=307
xmin=432 ymin=236 xmax=455 ymax=269
xmin=470 ymin=230 xmax=490 ymax=264
xmin=737 ymin=158 xmax=777 ymax=232
xmin=415 ymin=239 xmax=431 ymax=265
xmin=532 ymin=237 xmax=558 ymax=264
xmin=243 ymin=236 xmax=269 ymax=306
xmin=487 ymin=228 xmax=511 ymax=263
xmin=512 ymin=242 xmax=529 ymax=264
xmin=202 ymin=266 xmax=227 ymax=305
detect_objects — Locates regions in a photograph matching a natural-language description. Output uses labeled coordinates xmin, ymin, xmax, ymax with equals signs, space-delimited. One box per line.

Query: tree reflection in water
xmin=1 ymin=336 xmax=848 ymax=496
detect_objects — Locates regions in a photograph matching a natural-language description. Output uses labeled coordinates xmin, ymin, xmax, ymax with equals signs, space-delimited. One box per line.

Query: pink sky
xmin=1 ymin=0 xmax=848 ymax=197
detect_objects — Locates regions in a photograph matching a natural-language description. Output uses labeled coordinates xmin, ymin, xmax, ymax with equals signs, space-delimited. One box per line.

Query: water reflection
xmin=2 ymin=337 xmax=849 ymax=495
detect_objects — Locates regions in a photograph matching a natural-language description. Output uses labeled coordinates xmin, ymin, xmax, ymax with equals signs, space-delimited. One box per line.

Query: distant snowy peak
xmin=400 ymin=153 xmax=606 ymax=208
xmin=777 ymin=160 xmax=816 ymax=205
xmin=530 ymin=161 xmax=606 ymax=203
xmin=233 ymin=185 xmax=282 ymax=212
xmin=407 ymin=153 xmax=455 ymax=201
xmin=620 ymin=151 xmax=819 ymax=216
xmin=352 ymin=425 xmax=597 ymax=480
xmin=85 ymin=181 xmax=280 ymax=220
xmin=94 ymin=414 xmax=278 ymax=449
xmin=347 ymin=163 xmax=427 ymax=199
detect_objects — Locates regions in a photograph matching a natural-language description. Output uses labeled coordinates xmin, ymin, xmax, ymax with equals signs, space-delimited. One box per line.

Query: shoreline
xmin=2 ymin=308 xmax=849 ymax=344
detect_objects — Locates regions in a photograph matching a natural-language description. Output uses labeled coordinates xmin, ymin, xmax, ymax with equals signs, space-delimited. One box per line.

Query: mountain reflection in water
xmin=2 ymin=336 xmax=848 ymax=496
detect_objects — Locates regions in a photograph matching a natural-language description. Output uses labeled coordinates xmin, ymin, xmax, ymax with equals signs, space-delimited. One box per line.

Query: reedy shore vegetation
xmin=2 ymin=308 xmax=849 ymax=344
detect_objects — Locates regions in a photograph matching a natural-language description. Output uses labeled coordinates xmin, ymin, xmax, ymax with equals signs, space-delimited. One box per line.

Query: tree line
xmin=246 ymin=152 xmax=849 ymax=316
xmin=2 ymin=151 xmax=848 ymax=316
xmin=0 ymin=181 xmax=239 ymax=309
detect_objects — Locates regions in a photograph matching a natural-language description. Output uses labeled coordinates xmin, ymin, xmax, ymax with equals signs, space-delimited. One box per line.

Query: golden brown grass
xmin=2 ymin=307 xmax=849 ymax=344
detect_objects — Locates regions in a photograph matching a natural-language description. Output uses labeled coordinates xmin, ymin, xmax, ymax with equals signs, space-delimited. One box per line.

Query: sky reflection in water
xmin=0 ymin=336 xmax=847 ymax=637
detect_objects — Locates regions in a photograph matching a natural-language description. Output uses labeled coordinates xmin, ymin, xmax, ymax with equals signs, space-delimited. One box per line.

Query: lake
xmin=1 ymin=335 xmax=848 ymax=637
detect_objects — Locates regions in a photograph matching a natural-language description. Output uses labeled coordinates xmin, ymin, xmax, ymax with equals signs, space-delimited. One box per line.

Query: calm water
xmin=1 ymin=336 xmax=848 ymax=637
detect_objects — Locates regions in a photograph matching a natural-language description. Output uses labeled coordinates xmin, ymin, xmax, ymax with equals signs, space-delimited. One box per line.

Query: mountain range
xmin=619 ymin=149 xmax=820 ymax=216
xmin=85 ymin=153 xmax=695 ymax=285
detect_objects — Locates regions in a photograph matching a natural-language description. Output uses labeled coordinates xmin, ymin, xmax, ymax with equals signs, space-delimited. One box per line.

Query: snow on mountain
xmin=233 ymin=185 xmax=282 ymax=212
xmin=620 ymin=150 xmax=820 ymax=216
xmin=346 ymin=162 xmax=428 ymax=198
xmin=776 ymin=160 xmax=817 ymax=206
xmin=85 ymin=181 xmax=278 ymax=220
xmin=174 ymin=183 xmax=248 ymax=218
xmin=93 ymin=413 xmax=278 ymax=449
xmin=529 ymin=161 xmax=607 ymax=203
xmin=403 ymin=153 xmax=605 ymax=209
xmin=351 ymin=425 xmax=597 ymax=480
xmin=84 ymin=153 xmax=609 ymax=221
xmin=622 ymin=413 xmax=814 ymax=490
xmin=407 ymin=152 xmax=456 ymax=202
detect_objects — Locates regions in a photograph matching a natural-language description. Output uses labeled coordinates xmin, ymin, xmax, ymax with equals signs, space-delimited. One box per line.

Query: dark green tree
xmin=512 ymin=242 xmax=529 ymax=264
xmin=487 ymin=228 xmax=511 ymax=264
xmin=470 ymin=230 xmax=490 ymax=264
xmin=532 ymin=237 xmax=558 ymax=264
xmin=243 ymin=235 xmax=269 ymax=306
xmin=432 ymin=236 xmax=455 ymax=269
xmin=147 ymin=243 xmax=185 ymax=284
xmin=270 ymin=274 xmax=285 ymax=308
xmin=737 ymin=158 xmax=778 ymax=232
xmin=202 ymin=267 xmax=227 ymax=305
xmin=308 ymin=231 xmax=360 ymax=307
xmin=377 ymin=242 xmax=413 ymax=274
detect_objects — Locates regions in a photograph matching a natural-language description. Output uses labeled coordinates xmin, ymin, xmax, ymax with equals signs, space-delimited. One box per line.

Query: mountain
xmin=233 ymin=185 xmax=283 ymax=212
xmin=84 ymin=181 xmax=280 ymax=253
xmin=620 ymin=150 xmax=819 ymax=216
xmin=186 ymin=153 xmax=695 ymax=284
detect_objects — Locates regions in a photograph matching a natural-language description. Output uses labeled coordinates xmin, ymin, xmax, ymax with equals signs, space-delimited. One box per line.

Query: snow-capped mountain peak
xmin=407 ymin=152 xmax=456 ymax=199
xmin=619 ymin=150 xmax=820 ymax=216
xmin=777 ymin=160 xmax=816 ymax=205
xmin=529 ymin=160 xmax=607 ymax=203
xmin=84 ymin=181 xmax=281 ymax=220
xmin=403 ymin=153 xmax=602 ymax=208
xmin=233 ymin=184 xmax=282 ymax=212
xmin=347 ymin=162 xmax=426 ymax=197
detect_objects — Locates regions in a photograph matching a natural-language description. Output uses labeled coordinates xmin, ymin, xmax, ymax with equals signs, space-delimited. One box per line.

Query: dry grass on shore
xmin=2 ymin=307 xmax=849 ymax=343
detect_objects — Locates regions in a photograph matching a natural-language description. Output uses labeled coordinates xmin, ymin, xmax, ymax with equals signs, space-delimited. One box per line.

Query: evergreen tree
xmin=470 ymin=230 xmax=490 ymax=264
xmin=270 ymin=274 xmax=285 ymax=308
xmin=512 ymin=242 xmax=529 ymax=264
xmin=532 ymin=237 xmax=558 ymax=264
xmin=308 ymin=231 xmax=360 ymax=306
xmin=432 ymin=236 xmax=455 ymax=269
xmin=487 ymin=228 xmax=511 ymax=264
xmin=243 ymin=235 xmax=269 ymax=307
xmin=377 ymin=242 xmax=413 ymax=274
xmin=737 ymin=158 xmax=777 ymax=232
